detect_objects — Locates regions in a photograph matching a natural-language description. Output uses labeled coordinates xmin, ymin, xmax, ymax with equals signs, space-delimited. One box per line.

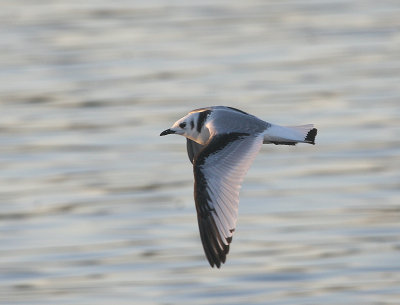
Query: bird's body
xmin=160 ymin=106 xmax=317 ymax=268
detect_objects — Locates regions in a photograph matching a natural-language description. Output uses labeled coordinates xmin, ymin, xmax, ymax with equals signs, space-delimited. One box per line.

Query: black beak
xmin=160 ymin=129 xmax=175 ymax=136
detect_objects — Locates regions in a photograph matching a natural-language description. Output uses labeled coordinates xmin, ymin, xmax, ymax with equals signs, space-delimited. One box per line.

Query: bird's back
xmin=205 ymin=106 xmax=270 ymax=136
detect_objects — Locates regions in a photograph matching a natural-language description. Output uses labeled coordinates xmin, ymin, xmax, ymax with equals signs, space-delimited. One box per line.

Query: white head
xmin=160 ymin=109 xmax=211 ymax=144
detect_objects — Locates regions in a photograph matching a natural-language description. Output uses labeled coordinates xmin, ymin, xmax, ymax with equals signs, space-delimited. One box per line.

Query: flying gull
xmin=160 ymin=106 xmax=317 ymax=268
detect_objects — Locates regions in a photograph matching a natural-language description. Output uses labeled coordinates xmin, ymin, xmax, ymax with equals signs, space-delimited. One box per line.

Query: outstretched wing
xmin=186 ymin=138 xmax=204 ymax=164
xmin=193 ymin=132 xmax=264 ymax=268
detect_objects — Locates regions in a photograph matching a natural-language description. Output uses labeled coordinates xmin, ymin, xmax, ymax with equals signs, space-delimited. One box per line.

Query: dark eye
xmin=179 ymin=122 xmax=186 ymax=129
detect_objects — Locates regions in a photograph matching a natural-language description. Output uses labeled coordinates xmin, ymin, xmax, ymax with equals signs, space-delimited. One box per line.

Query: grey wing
xmin=193 ymin=132 xmax=264 ymax=268
xmin=186 ymin=138 xmax=204 ymax=164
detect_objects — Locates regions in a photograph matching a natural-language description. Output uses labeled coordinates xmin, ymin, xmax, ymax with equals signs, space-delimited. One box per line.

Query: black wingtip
xmin=197 ymin=213 xmax=232 ymax=269
xmin=305 ymin=128 xmax=317 ymax=145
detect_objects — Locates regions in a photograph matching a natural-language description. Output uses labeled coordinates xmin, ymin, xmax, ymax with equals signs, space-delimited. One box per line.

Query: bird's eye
xmin=179 ymin=122 xmax=186 ymax=129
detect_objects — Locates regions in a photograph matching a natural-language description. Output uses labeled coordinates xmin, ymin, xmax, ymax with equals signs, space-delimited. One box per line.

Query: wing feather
xmin=193 ymin=132 xmax=263 ymax=268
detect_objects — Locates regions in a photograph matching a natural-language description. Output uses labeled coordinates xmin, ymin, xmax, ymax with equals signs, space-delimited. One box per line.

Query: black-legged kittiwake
xmin=160 ymin=106 xmax=317 ymax=268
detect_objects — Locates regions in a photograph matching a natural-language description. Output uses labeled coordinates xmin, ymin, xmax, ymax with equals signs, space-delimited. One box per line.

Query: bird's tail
xmin=263 ymin=124 xmax=317 ymax=145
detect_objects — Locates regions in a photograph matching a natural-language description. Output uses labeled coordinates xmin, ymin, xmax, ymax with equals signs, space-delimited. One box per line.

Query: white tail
xmin=263 ymin=124 xmax=317 ymax=145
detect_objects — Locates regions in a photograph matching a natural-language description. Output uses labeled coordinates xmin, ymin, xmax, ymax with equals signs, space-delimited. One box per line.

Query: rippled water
xmin=1 ymin=1 xmax=400 ymax=304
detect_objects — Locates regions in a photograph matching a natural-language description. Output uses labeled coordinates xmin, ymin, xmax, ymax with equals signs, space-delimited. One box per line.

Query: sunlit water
xmin=1 ymin=1 xmax=399 ymax=304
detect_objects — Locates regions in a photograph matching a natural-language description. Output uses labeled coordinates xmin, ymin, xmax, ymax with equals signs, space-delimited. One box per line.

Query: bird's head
xmin=160 ymin=109 xmax=211 ymax=144
xmin=160 ymin=113 xmax=195 ymax=137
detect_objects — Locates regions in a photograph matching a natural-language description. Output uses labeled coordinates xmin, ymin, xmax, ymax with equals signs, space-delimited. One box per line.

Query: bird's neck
xmin=188 ymin=127 xmax=211 ymax=145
